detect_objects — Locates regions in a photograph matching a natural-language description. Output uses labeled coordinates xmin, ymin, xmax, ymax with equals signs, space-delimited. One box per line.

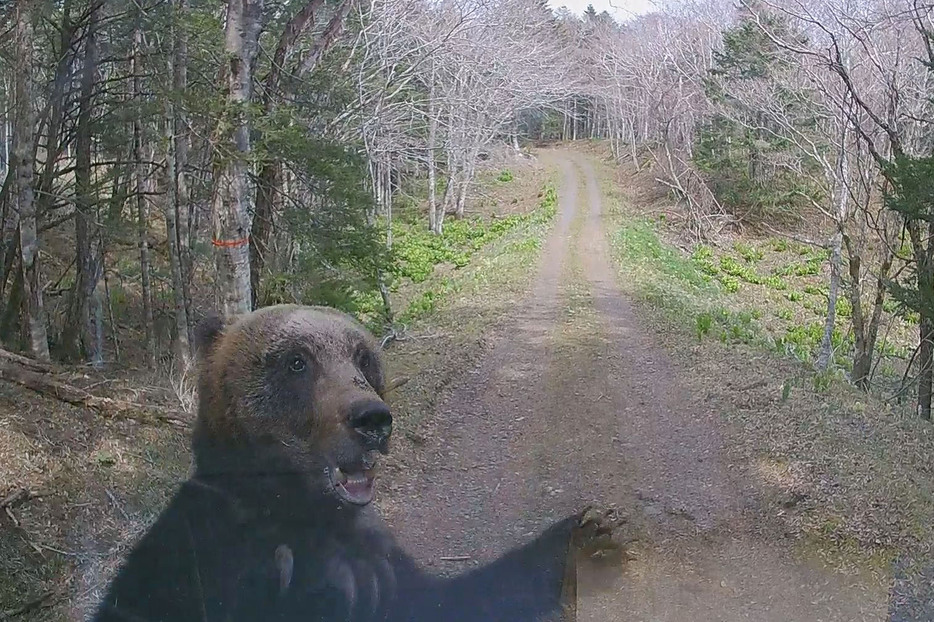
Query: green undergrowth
xmin=390 ymin=186 xmax=556 ymax=285
xmin=383 ymin=173 xmax=558 ymax=433
xmin=608 ymin=215 xmax=761 ymax=347
xmin=346 ymin=185 xmax=557 ymax=333
xmin=392 ymin=185 xmax=557 ymax=325
xmin=591 ymin=149 xmax=934 ymax=578
xmin=603 ymin=193 xmax=910 ymax=372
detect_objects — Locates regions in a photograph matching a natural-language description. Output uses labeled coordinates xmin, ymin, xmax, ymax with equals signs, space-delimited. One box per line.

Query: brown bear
xmin=93 ymin=304 xmax=609 ymax=621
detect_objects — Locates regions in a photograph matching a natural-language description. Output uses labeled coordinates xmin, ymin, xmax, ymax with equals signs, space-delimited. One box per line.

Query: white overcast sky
xmin=551 ymin=0 xmax=658 ymax=21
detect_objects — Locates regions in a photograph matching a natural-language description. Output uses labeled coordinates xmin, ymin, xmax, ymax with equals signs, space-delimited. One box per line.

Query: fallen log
xmin=0 ymin=358 xmax=189 ymax=427
xmin=0 ymin=347 xmax=53 ymax=373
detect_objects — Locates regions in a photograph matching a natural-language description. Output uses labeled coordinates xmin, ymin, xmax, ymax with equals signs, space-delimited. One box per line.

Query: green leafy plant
xmin=394 ymin=182 xmax=558 ymax=323
xmin=696 ymin=312 xmax=714 ymax=338
xmin=734 ymin=241 xmax=764 ymax=263
xmin=720 ymin=255 xmax=764 ymax=284
xmin=770 ymin=238 xmax=789 ymax=252
xmin=719 ymin=275 xmax=740 ymax=293
xmin=793 ymin=259 xmax=821 ymax=276
xmin=835 ymin=297 xmax=852 ymax=318
xmin=691 ymin=245 xmax=719 ymax=275
xmin=765 ymin=275 xmax=788 ymax=290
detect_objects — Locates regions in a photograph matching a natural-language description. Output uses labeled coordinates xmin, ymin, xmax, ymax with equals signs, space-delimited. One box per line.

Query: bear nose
xmin=349 ymin=400 xmax=392 ymax=452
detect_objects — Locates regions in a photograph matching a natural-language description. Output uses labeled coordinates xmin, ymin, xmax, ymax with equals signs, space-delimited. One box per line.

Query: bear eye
xmin=288 ymin=356 xmax=306 ymax=373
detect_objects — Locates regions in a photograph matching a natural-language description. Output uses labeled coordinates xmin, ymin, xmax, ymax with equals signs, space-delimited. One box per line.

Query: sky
xmin=551 ymin=0 xmax=657 ymax=22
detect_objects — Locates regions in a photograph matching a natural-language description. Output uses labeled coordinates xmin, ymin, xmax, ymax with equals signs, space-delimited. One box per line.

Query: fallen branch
xmin=383 ymin=376 xmax=410 ymax=395
xmin=0 ymin=359 xmax=189 ymax=427
xmin=0 ymin=488 xmax=29 ymax=510
xmin=0 ymin=591 xmax=57 ymax=620
xmin=380 ymin=323 xmax=409 ymax=349
xmin=0 ymin=347 xmax=53 ymax=373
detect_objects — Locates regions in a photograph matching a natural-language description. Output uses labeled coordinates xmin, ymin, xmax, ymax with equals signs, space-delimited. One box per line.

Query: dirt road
xmin=384 ymin=152 xmax=889 ymax=620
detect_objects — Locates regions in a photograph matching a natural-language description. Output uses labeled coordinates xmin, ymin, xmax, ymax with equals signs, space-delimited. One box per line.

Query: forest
xmin=1 ymin=0 xmax=933 ymax=417
xmin=3 ymin=0 xmax=934 ymax=617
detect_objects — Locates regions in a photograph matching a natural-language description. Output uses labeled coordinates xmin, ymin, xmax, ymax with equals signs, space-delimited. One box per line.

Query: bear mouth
xmin=328 ymin=466 xmax=377 ymax=505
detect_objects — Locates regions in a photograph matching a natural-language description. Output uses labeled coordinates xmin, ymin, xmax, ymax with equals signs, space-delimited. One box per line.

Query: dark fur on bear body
xmin=93 ymin=305 xmax=578 ymax=622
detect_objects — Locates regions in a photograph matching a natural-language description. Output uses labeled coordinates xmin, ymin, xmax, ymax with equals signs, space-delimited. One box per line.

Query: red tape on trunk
xmin=212 ymin=237 xmax=250 ymax=248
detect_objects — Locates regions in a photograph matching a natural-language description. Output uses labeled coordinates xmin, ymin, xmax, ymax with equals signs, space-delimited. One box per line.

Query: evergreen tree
xmin=695 ymin=4 xmax=816 ymax=223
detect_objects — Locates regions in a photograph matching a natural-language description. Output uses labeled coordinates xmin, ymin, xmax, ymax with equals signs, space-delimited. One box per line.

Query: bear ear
xmin=194 ymin=313 xmax=225 ymax=360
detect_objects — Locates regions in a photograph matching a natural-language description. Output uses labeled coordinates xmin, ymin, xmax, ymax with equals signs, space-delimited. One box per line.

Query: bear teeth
xmin=333 ymin=467 xmax=349 ymax=484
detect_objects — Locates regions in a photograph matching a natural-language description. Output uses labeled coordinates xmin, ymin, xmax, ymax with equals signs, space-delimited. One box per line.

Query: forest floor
xmin=2 ymin=147 xmax=933 ymax=620
xmin=381 ymin=148 xmax=927 ymax=621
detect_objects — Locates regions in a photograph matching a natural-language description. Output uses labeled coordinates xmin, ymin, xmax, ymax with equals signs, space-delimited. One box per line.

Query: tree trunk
xmin=427 ymin=59 xmax=440 ymax=235
xmin=63 ymin=0 xmax=103 ymax=366
xmin=436 ymin=170 xmax=455 ymax=235
xmin=132 ymin=23 xmax=155 ymax=367
xmin=845 ymin=230 xmax=894 ymax=389
xmin=0 ymin=101 xmax=7 ymax=180
xmin=212 ymin=0 xmax=265 ymax=317
xmin=13 ymin=1 xmax=50 ymax=362
xmin=862 ymin=248 xmax=893 ymax=385
xmin=919 ymin=315 xmax=933 ymax=420
xmin=174 ymin=0 xmax=194 ymax=346
xmin=455 ymin=151 xmax=477 ymax=220
xmin=816 ymin=233 xmax=841 ymax=371
xmin=297 ymin=0 xmax=352 ymax=75
xmin=919 ymin=222 xmax=934 ymax=420
xmin=251 ymin=162 xmax=277 ymax=308
xmin=164 ymin=47 xmax=190 ymax=369
xmin=0 ymin=241 xmax=24 ymax=348
xmin=628 ymin=118 xmax=639 ymax=169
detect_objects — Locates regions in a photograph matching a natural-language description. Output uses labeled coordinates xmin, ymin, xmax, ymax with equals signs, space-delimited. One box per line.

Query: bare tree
xmin=164 ymin=3 xmax=190 ymax=369
xmin=132 ymin=18 xmax=155 ymax=368
xmin=13 ymin=0 xmax=50 ymax=362
xmin=212 ymin=0 xmax=265 ymax=317
xmin=750 ymin=0 xmax=934 ymax=409
xmin=174 ymin=0 xmax=194 ymax=344
xmin=63 ymin=0 xmax=104 ymax=366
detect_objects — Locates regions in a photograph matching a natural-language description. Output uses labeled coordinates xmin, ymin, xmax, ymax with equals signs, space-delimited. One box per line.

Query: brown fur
xmin=94 ymin=304 xmax=607 ymax=622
